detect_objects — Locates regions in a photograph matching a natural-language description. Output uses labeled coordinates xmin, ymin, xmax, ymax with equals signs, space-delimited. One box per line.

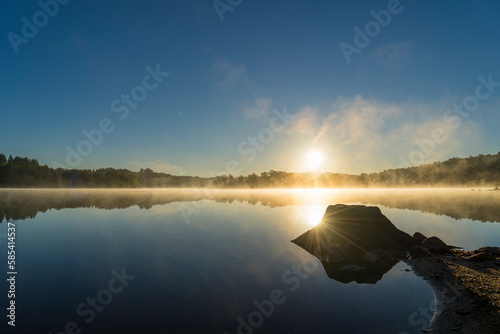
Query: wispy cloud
xmin=367 ymin=42 xmax=412 ymax=66
xmin=286 ymin=95 xmax=482 ymax=172
xmin=212 ymin=58 xmax=247 ymax=88
xmin=286 ymin=107 xmax=318 ymax=136
xmin=243 ymin=97 xmax=271 ymax=119
xmin=125 ymin=160 xmax=184 ymax=174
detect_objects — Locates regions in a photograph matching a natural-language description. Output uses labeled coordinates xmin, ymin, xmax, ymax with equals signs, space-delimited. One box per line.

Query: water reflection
xmin=302 ymin=205 xmax=325 ymax=227
xmin=1 ymin=188 xmax=499 ymax=223
xmin=292 ymin=204 xmax=413 ymax=284
xmin=0 ymin=199 xmax=435 ymax=334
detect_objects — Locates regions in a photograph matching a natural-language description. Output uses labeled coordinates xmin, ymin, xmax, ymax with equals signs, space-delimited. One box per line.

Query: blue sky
xmin=1 ymin=0 xmax=500 ymax=176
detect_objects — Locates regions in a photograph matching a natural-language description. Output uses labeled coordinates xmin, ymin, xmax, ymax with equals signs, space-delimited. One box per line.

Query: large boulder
xmin=422 ymin=236 xmax=450 ymax=254
xmin=409 ymin=245 xmax=431 ymax=258
xmin=291 ymin=204 xmax=418 ymax=284
xmin=413 ymin=232 xmax=427 ymax=244
xmin=364 ymin=249 xmax=393 ymax=265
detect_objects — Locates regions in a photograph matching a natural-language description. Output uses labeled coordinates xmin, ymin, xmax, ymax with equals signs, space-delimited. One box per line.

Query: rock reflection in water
xmin=292 ymin=204 xmax=418 ymax=284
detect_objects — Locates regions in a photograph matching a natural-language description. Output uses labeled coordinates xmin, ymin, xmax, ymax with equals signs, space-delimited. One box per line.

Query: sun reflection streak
xmin=303 ymin=205 xmax=325 ymax=227
xmin=296 ymin=189 xmax=335 ymax=227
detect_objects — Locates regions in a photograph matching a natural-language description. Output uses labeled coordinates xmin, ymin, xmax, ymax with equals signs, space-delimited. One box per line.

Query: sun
xmin=306 ymin=151 xmax=324 ymax=170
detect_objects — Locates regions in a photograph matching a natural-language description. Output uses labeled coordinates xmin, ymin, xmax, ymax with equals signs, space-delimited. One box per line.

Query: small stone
xmin=475 ymin=247 xmax=500 ymax=256
xmin=466 ymin=252 xmax=497 ymax=262
xmin=422 ymin=236 xmax=450 ymax=254
xmin=413 ymin=232 xmax=427 ymax=244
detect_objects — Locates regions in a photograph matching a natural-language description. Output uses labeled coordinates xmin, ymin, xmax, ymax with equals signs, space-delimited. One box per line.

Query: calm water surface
xmin=1 ymin=189 xmax=499 ymax=334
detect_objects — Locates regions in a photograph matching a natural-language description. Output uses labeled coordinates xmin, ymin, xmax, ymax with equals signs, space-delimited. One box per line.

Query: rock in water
xmin=291 ymin=204 xmax=418 ymax=284
xmin=409 ymin=245 xmax=432 ymax=258
xmin=474 ymin=247 xmax=500 ymax=256
xmin=467 ymin=252 xmax=497 ymax=262
xmin=422 ymin=236 xmax=450 ymax=254
xmin=413 ymin=232 xmax=427 ymax=244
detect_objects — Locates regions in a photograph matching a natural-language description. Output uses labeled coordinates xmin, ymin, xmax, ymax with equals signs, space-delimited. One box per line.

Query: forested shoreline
xmin=0 ymin=152 xmax=499 ymax=188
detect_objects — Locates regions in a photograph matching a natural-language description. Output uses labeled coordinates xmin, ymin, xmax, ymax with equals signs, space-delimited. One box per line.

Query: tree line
xmin=0 ymin=152 xmax=499 ymax=188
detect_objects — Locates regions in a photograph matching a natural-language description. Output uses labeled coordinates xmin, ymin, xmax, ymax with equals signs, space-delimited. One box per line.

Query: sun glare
xmin=302 ymin=205 xmax=325 ymax=227
xmin=306 ymin=151 xmax=324 ymax=170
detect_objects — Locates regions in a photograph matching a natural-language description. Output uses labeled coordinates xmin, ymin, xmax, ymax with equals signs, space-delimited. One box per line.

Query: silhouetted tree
xmin=1 ymin=152 xmax=500 ymax=188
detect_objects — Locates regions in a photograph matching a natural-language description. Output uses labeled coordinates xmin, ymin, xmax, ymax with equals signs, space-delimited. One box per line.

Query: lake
xmin=1 ymin=188 xmax=499 ymax=334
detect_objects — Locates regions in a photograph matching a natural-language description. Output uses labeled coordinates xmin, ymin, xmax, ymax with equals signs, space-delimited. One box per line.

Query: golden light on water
xmin=293 ymin=189 xmax=337 ymax=227
xmin=302 ymin=205 xmax=326 ymax=227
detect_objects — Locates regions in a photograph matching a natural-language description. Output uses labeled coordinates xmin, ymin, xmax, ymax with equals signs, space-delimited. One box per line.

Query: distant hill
xmin=0 ymin=152 xmax=499 ymax=188
xmin=360 ymin=152 xmax=500 ymax=187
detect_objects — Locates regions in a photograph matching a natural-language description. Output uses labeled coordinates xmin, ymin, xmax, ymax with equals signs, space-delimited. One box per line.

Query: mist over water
xmin=1 ymin=188 xmax=499 ymax=224
xmin=1 ymin=188 xmax=499 ymax=333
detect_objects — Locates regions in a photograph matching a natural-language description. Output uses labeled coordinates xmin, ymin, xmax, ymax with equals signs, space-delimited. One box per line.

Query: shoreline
xmin=405 ymin=250 xmax=500 ymax=333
